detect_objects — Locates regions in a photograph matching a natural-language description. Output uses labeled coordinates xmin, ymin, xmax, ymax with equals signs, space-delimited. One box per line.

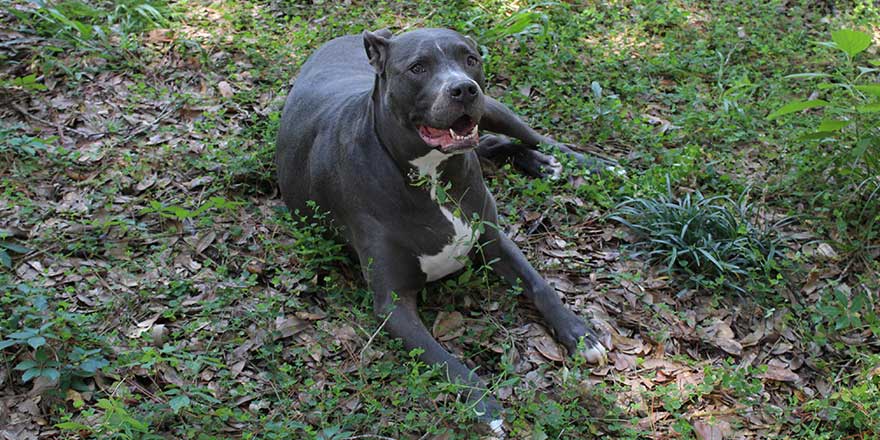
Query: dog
xmin=275 ymin=28 xmax=608 ymax=435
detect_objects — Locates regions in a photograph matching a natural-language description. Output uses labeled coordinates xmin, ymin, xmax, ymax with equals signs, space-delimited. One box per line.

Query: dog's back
xmin=275 ymin=35 xmax=374 ymax=216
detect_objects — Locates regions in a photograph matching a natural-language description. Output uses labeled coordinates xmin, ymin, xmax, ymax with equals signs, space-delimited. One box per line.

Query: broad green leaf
xmin=767 ymin=100 xmax=829 ymax=120
xmin=7 ymin=329 xmax=37 ymax=339
xmin=817 ymin=119 xmax=851 ymax=131
xmin=80 ymin=357 xmax=108 ymax=374
xmin=27 ymin=336 xmax=46 ymax=349
xmin=796 ymin=131 xmax=838 ymax=141
xmin=14 ymin=360 xmax=37 ymax=371
xmin=856 ymin=103 xmax=880 ymax=113
xmin=56 ymin=421 xmax=93 ymax=432
xmin=169 ymin=395 xmax=191 ymax=414
xmin=871 ymin=60 xmax=880 ymax=67
xmin=855 ymin=84 xmax=880 ymax=97
xmin=41 ymin=368 xmax=60 ymax=381
xmin=784 ymin=73 xmax=831 ymax=79
xmin=0 ymin=251 xmax=9 ymax=268
xmin=0 ymin=339 xmax=17 ymax=349
xmin=831 ymin=29 xmax=872 ymax=58
xmin=21 ymin=368 xmax=40 ymax=382
xmin=817 ymin=82 xmax=838 ymax=90
xmin=0 ymin=242 xmax=30 ymax=253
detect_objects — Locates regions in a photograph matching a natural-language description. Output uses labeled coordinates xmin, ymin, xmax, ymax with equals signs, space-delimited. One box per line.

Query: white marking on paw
xmin=489 ymin=419 xmax=505 ymax=438
xmin=409 ymin=150 xmax=480 ymax=282
xmin=583 ymin=342 xmax=608 ymax=366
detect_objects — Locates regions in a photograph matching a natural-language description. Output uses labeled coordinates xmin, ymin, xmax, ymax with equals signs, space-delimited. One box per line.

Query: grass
xmin=1 ymin=0 xmax=879 ymax=438
xmin=610 ymin=180 xmax=793 ymax=293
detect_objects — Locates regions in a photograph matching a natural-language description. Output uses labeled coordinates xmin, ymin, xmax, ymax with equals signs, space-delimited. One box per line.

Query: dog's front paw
xmin=576 ymin=335 xmax=608 ymax=366
xmin=470 ymin=397 xmax=506 ymax=438
xmin=513 ymin=149 xmax=562 ymax=179
xmin=558 ymin=321 xmax=609 ymax=366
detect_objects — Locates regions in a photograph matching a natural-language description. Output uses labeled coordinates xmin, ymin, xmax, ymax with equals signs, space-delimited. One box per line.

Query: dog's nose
xmin=448 ymin=80 xmax=479 ymax=103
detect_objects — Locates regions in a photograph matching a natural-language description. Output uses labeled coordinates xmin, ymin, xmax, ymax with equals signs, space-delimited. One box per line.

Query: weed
xmin=768 ymin=28 xmax=880 ymax=252
xmin=611 ymin=178 xmax=793 ymax=293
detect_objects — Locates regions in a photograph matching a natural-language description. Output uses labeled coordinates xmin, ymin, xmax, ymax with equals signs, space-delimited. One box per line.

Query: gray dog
xmin=276 ymin=28 xmax=608 ymax=435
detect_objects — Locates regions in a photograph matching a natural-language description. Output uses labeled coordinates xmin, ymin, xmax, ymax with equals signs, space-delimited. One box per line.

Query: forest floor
xmin=1 ymin=1 xmax=879 ymax=439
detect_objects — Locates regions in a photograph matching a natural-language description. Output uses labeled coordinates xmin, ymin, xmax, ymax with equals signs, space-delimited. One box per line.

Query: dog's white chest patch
xmin=410 ymin=150 xmax=479 ymax=282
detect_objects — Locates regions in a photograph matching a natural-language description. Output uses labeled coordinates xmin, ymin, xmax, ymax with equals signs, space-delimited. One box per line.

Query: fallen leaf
xmin=693 ymin=419 xmax=730 ymax=440
xmin=432 ymin=311 xmax=465 ymax=342
xmin=218 ymin=81 xmax=235 ymax=98
xmin=533 ymin=334 xmax=564 ymax=362
xmin=760 ymin=365 xmax=801 ymax=383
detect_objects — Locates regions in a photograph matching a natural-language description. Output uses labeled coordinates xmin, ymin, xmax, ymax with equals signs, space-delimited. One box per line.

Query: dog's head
xmin=364 ymin=28 xmax=486 ymax=154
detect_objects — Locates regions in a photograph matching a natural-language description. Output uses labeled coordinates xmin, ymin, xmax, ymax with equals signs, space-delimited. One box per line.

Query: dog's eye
xmin=466 ymin=56 xmax=480 ymax=66
xmin=409 ymin=63 xmax=426 ymax=74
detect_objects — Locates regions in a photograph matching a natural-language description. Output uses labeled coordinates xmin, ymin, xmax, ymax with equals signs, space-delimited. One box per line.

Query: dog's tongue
xmin=418 ymin=116 xmax=479 ymax=152
xmin=422 ymin=126 xmax=448 ymax=138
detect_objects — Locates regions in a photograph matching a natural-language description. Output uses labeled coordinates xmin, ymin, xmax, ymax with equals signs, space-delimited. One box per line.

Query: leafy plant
xmin=769 ymin=29 xmax=879 ymax=173
xmin=0 ymin=235 xmax=30 ymax=269
xmin=768 ymin=28 xmax=880 ymax=251
xmin=140 ymin=196 xmax=240 ymax=223
xmin=610 ymin=178 xmax=793 ymax=293
xmin=801 ymin=355 xmax=880 ymax=436
xmin=9 ymin=0 xmax=169 ymax=50
xmin=470 ymin=3 xmax=550 ymax=46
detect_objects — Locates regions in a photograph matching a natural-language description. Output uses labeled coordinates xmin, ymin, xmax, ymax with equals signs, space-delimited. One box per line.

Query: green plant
xmin=0 ymin=235 xmax=30 ymax=269
xmin=610 ymin=178 xmax=793 ymax=293
xmin=769 ymin=29 xmax=879 ymax=174
xmin=140 ymin=196 xmax=241 ymax=224
xmin=275 ymin=201 xmax=349 ymax=276
xmin=801 ymin=355 xmax=880 ymax=437
xmin=10 ymin=0 xmax=169 ymax=50
xmin=768 ymin=28 xmax=880 ymax=251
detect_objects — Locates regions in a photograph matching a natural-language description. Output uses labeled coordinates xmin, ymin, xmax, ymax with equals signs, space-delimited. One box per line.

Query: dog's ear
xmin=363 ymin=29 xmax=392 ymax=74
xmin=464 ymin=35 xmax=479 ymax=51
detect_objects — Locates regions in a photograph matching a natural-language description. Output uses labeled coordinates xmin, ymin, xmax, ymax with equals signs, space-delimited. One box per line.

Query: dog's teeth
xmin=449 ymin=128 xmax=456 ymax=138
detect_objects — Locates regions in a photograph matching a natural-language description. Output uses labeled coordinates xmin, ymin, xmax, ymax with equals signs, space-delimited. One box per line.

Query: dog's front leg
xmin=362 ymin=246 xmax=504 ymax=432
xmin=479 ymin=228 xmax=608 ymax=364
xmin=481 ymin=97 xmax=610 ymax=174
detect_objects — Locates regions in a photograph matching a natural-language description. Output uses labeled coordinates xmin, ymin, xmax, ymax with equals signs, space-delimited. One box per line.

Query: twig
xmin=11 ymin=103 xmax=94 ymax=138
xmin=120 ymin=103 xmax=180 ymax=144
xmin=359 ymin=311 xmax=392 ymax=362
xmin=343 ymin=435 xmax=398 ymax=440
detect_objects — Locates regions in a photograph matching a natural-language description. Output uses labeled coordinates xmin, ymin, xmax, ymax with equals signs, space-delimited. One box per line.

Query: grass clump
xmin=610 ymin=179 xmax=792 ymax=293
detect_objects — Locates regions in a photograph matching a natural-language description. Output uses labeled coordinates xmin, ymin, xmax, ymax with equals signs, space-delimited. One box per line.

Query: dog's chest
xmin=409 ymin=150 xmax=479 ymax=282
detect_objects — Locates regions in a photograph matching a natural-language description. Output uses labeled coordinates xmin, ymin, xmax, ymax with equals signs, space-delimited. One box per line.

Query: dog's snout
xmin=448 ymin=80 xmax=479 ymax=103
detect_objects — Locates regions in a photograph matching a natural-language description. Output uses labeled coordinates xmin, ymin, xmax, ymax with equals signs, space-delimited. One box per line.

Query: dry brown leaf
xmin=146 ymin=28 xmax=174 ymax=43
xmin=274 ymin=315 xmax=308 ymax=340
xmin=693 ymin=419 xmax=730 ymax=440
xmin=533 ymin=334 xmax=564 ymax=362
xmin=218 ymin=81 xmax=235 ymax=98
xmin=760 ymin=365 xmax=801 ymax=383
xmin=610 ymin=352 xmax=637 ymax=371
xmin=432 ymin=311 xmax=465 ymax=342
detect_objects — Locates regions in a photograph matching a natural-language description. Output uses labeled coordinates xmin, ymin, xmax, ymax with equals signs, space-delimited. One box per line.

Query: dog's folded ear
xmin=464 ymin=35 xmax=479 ymax=50
xmin=363 ymin=29 xmax=392 ymax=75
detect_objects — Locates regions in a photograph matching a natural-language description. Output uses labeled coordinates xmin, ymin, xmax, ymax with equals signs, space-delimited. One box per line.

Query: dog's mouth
xmin=417 ymin=115 xmax=479 ymax=153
